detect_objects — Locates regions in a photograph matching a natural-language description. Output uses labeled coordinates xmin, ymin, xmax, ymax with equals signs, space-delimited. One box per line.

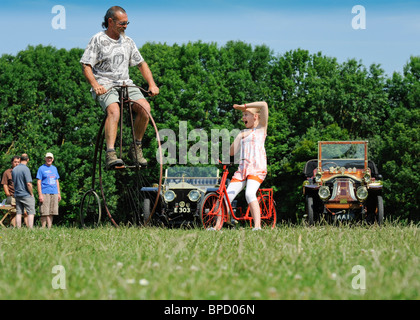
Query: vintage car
xmin=302 ymin=141 xmax=384 ymax=225
xmin=140 ymin=166 xmax=220 ymax=227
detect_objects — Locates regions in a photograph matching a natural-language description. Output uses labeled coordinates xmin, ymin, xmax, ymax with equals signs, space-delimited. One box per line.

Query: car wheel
xmin=376 ymin=195 xmax=384 ymax=225
xmin=366 ymin=194 xmax=384 ymax=225
xmin=306 ymin=195 xmax=315 ymax=226
xmin=143 ymin=198 xmax=151 ymax=225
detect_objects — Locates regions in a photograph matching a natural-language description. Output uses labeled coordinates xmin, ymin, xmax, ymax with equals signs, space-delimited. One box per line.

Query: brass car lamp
xmin=318 ymin=186 xmax=331 ymax=201
xmin=356 ymin=186 xmax=368 ymax=201
xmin=164 ymin=190 xmax=176 ymax=202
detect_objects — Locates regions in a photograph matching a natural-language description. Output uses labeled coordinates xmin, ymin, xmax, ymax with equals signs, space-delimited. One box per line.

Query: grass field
xmin=0 ymin=222 xmax=418 ymax=300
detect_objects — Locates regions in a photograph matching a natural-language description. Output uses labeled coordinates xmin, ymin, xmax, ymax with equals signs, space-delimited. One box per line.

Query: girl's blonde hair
xmin=246 ymin=107 xmax=260 ymax=115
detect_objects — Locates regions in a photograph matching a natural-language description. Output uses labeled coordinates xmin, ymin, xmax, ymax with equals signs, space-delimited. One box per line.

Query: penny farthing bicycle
xmin=79 ymin=83 xmax=163 ymax=227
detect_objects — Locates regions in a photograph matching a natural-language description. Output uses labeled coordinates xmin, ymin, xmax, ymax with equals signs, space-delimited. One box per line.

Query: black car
xmin=141 ymin=166 xmax=220 ymax=226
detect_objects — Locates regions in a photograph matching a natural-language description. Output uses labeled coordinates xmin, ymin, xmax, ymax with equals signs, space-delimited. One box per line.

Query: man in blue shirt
xmin=12 ymin=153 xmax=36 ymax=228
xmin=36 ymin=152 xmax=61 ymax=228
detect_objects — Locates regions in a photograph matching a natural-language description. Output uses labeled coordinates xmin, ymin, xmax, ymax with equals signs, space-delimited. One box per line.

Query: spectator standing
xmin=1 ymin=155 xmax=28 ymax=227
xmin=12 ymin=154 xmax=36 ymax=228
xmin=37 ymin=152 xmax=61 ymax=228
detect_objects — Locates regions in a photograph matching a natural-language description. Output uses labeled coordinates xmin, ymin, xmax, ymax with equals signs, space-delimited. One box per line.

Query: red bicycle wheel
xmin=200 ymin=192 xmax=226 ymax=230
xmin=259 ymin=194 xmax=277 ymax=229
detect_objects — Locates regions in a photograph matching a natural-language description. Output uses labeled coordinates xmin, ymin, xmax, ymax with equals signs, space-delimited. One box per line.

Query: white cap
xmin=45 ymin=152 xmax=54 ymax=159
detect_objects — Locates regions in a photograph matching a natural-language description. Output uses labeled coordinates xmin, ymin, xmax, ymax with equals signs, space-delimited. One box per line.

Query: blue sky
xmin=1 ymin=0 xmax=419 ymax=76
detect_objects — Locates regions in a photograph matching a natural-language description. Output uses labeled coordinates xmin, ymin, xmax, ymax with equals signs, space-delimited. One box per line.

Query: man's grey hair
xmin=102 ymin=6 xmax=126 ymax=29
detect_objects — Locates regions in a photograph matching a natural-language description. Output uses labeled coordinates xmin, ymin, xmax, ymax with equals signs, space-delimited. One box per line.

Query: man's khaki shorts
xmin=95 ymin=87 xmax=145 ymax=112
xmin=40 ymin=194 xmax=59 ymax=216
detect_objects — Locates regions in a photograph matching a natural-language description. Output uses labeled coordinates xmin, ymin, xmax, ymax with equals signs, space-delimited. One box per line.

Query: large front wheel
xmin=199 ymin=192 xmax=226 ymax=230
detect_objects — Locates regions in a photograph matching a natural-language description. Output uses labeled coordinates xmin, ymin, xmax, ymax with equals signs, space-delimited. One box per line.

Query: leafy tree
xmin=0 ymin=45 xmax=101 ymax=223
xmin=0 ymin=43 xmax=418 ymax=224
xmin=377 ymin=56 xmax=420 ymax=221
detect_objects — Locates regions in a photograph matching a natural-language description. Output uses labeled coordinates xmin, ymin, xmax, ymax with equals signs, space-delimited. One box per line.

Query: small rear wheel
xmin=80 ymin=190 xmax=101 ymax=227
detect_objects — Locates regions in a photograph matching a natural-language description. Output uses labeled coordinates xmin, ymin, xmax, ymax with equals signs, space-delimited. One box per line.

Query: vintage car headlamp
xmin=356 ymin=186 xmax=368 ymax=201
xmin=315 ymin=172 xmax=322 ymax=183
xmin=163 ymin=190 xmax=176 ymax=202
xmin=318 ymin=186 xmax=331 ymax=201
xmin=364 ymin=172 xmax=371 ymax=183
xmin=188 ymin=190 xmax=201 ymax=202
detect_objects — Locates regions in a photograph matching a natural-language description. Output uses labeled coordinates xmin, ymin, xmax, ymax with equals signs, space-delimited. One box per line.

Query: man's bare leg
xmin=105 ymin=102 xmax=124 ymax=167
xmin=130 ymin=99 xmax=150 ymax=166
xmin=105 ymin=102 xmax=120 ymax=150
xmin=133 ymin=99 xmax=150 ymax=141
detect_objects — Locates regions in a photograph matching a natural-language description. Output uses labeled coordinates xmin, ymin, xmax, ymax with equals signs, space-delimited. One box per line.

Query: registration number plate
xmin=333 ymin=213 xmax=355 ymax=221
xmin=174 ymin=207 xmax=191 ymax=213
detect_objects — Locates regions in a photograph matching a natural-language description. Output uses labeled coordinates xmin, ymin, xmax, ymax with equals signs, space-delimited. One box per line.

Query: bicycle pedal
xmin=106 ymin=163 xmax=126 ymax=171
xmin=124 ymin=164 xmax=144 ymax=169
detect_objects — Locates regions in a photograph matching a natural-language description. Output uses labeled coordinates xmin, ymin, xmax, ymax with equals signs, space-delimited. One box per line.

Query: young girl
xmin=227 ymin=101 xmax=268 ymax=230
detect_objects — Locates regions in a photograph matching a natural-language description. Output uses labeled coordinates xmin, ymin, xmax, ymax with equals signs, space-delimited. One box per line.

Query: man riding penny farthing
xmin=79 ymin=6 xmax=162 ymax=227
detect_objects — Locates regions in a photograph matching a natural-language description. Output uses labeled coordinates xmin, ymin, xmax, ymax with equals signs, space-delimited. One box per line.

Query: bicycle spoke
xmin=259 ymin=194 xmax=277 ymax=229
xmin=200 ymin=192 xmax=226 ymax=230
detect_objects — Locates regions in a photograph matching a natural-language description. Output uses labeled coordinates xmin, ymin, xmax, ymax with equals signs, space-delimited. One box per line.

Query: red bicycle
xmin=199 ymin=162 xmax=277 ymax=230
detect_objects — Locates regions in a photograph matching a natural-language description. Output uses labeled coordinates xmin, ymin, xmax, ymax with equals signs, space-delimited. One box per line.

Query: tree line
xmin=0 ymin=42 xmax=418 ymax=223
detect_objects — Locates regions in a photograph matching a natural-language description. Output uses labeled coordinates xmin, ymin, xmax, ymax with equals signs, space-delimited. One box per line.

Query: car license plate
xmin=174 ymin=207 xmax=191 ymax=213
xmin=334 ymin=213 xmax=355 ymax=221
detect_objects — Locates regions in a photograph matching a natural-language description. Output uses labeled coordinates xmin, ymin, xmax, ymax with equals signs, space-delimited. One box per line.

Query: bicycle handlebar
xmin=110 ymin=83 xmax=152 ymax=96
xmin=216 ymin=159 xmax=235 ymax=169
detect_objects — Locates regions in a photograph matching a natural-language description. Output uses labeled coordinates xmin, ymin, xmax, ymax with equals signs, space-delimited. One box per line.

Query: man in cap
xmin=36 ymin=152 xmax=61 ymax=228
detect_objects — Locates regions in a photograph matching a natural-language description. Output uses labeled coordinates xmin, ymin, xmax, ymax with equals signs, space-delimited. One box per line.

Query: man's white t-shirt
xmin=80 ymin=31 xmax=144 ymax=90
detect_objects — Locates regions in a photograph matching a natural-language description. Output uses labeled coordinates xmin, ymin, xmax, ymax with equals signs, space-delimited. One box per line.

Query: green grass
xmin=0 ymin=222 xmax=418 ymax=300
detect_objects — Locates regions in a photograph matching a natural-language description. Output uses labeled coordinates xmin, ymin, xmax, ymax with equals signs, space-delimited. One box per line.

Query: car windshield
xmin=319 ymin=142 xmax=367 ymax=170
xmin=166 ymin=166 xmax=219 ymax=178
xmin=164 ymin=166 xmax=220 ymax=186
